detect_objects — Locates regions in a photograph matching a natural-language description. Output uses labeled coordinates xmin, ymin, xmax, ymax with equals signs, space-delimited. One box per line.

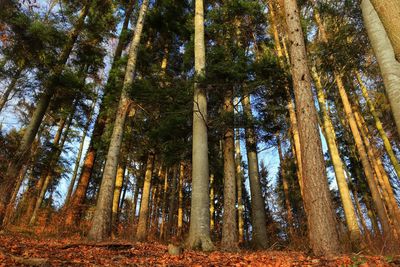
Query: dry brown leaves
xmin=0 ymin=232 xmax=396 ymax=266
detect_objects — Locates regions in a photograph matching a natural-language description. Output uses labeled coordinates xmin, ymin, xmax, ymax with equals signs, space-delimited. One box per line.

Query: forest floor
xmin=0 ymin=231 xmax=398 ymax=266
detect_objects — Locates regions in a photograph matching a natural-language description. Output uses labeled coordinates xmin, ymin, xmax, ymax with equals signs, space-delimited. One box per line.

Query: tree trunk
xmin=234 ymin=127 xmax=244 ymax=244
xmin=159 ymin=168 xmax=169 ymax=239
xmin=355 ymin=72 xmax=400 ymax=179
xmin=221 ymin=91 xmax=238 ymax=251
xmin=209 ymin=173 xmax=215 ymax=238
xmin=369 ymin=0 xmax=400 ymax=61
xmin=112 ymin=164 xmax=125 ymax=235
xmin=283 ymin=0 xmax=341 ymax=256
xmin=166 ymin=166 xmax=178 ymax=239
xmin=177 ymin=163 xmax=184 ymax=238
xmin=135 ymin=152 xmax=155 ymax=241
xmin=186 ymin=0 xmax=213 ymax=252
xmin=361 ymin=0 xmax=400 ymax=136
xmin=87 ymin=0 xmax=149 ymax=241
xmin=311 ymin=68 xmax=361 ymax=242
xmin=242 ymin=92 xmax=269 ymax=249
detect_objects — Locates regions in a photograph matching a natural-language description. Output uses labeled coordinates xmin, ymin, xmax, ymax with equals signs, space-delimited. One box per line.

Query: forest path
xmin=0 ymin=232 xmax=396 ymax=266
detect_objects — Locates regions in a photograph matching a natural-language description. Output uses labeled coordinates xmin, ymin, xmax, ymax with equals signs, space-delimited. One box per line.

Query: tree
xmin=283 ymin=0 xmax=341 ymax=256
xmin=361 ymin=0 xmax=400 ymax=136
xmin=186 ymin=0 xmax=214 ymax=251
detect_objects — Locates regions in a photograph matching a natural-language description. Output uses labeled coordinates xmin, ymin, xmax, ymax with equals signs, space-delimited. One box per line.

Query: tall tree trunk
xmin=368 ymin=0 xmax=400 ymax=61
xmin=166 ymin=167 xmax=178 ymax=238
xmin=88 ymin=0 xmax=149 ymax=241
xmin=159 ymin=168 xmax=169 ymax=239
xmin=177 ymin=163 xmax=184 ymax=238
xmin=242 ymin=92 xmax=269 ymax=248
xmin=221 ymin=91 xmax=238 ymax=251
xmin=355 ymin=72 xmax=400 ymax=178
xmin=186 ymin=0 xmax=213 ymax=252
xmin=311 ymin=68 xmax=361 ymax=242
xmin=283 ymin=0 xmax=341 ymax=256
xmin=234 ymin=127 xmax=244 ymax=244
xmin=209 ymin=173 xmax=215 ymax=238
xmin=361 ymin=0 xmax=400 ymax=135
xmin=135 ymin=152 xmax=155 ymax=241
xmin=112 ymin=164 xmax=126 ymax=236
xmin=64 ymin=2 xmax=136 ymax=226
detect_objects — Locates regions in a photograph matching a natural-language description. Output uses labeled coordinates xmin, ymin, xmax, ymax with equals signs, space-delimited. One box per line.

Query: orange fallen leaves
xmin=0 ymin=232 xmax=396 ymax=266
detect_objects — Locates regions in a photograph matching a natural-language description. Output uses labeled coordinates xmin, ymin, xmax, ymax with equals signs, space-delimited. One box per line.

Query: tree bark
xmin=135 ymin=152 xmax=155 ymax=241
xmin=234 ymin=127 xmax=244 ymax=244
xmin=159 ymin=168 xmax=169 ymax=239
xmin=186 ymin=0 xmax=213 ymax=252
xmin=177 ymin=163 xmax=184 ymax=238
xmin=283 ymin=0 xmax=341 ymax=256
xmin=112 ymin=164 xmax=126 ymax=235
xmin=87 ymin=0 xmax=149 ymax=241
xmin=369 ymin=0 xmax=400 ymax=62
xmin=361 ymin=0 xmax=400 ymax=136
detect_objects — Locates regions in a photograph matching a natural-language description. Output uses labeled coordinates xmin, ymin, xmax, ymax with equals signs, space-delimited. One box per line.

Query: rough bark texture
xmin=369 ymin=0 xmax=400 ymax=61
xmin=221 ymin=92 xmax=238 ymax=251
xmin=283 ymin=0 xmax=341 ymax=256
xmin=242 ymin=92 xmax=268 ymax=249
xmin=112 ymin=164 xmax=125 ymax=233
xmin=361 ymin=0 xmax=400 ymax=135
xmin=159 ymin=168 xmax=169 ymax=239
xmin=311 ymin=68 xmax=361 ymax=242
xmin=135 ymin=152 xmax=155 ymax=241
xmin=88 ymin=0 xmax=149 ymax=241
xmin=186 ymin=0 xmax=213 ymax=252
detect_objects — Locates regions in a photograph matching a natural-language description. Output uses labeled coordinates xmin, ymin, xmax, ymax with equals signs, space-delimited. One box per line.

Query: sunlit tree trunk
xmin=111 ymin=164 xmax=126 ymax=236
xmin=88 ymin=0 xmax=149 ymax=241
xmin=283 ymin=0 xmax=341 ymax=255
xmin=0 ymin=3 xmax=90 ymax=225
xmin=159 ymin=168 xmax=169 ymax=239
xmin=369 ymin=0 xmax=400 ymax=61
xmin=135 ymin=152 xmax=155 ymax=241
xmin=186 ymin=0 xmax=213 ymax=251
xmin=355 ymin=72 xmax=400 ymax=178
xmin=177 ymin=163 xmax=184 ymax=238
xmin=209 ymin=173 xmax=215 ymax=238
xmin=166 ymin=167 xmax=177 ymax=238
xmin=361 ymin=0 xmax=400 ymax=135
xmin=311 ymin=68 xmax=361 ymax=242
